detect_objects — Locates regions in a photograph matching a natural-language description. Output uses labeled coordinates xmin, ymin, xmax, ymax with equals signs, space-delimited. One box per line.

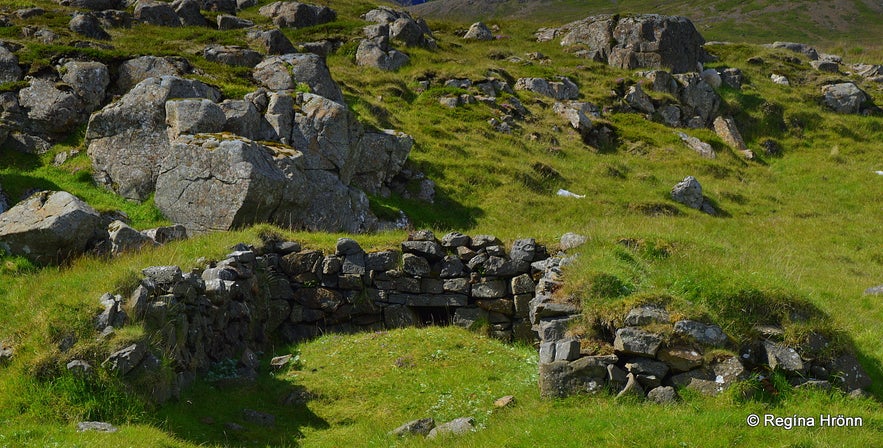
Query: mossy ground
xmin=0 ymin=0 xmax=882 ymax=446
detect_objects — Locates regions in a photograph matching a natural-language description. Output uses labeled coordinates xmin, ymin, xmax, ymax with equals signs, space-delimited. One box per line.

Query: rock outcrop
xmin=821 ymin=83 xmax=871 ymax=114
xmin=85 ymin=76 xmax=222 ymax=200
xmin=253 ymin=53 xmax=345 ymax=104
xmin=538 ymin=14 xmax=708 ymax=73
xmin=258 ymin=1 xmax=336 ymax=28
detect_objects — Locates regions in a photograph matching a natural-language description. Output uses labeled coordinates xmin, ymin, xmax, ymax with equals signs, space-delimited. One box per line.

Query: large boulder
xmin=247 ymin=29 xmax=297 ymax=55
xmin=18 ymin=78 xmax=87 ymax=139
xmin=821 ymin=83 xmax=870 ymax=114
xmin=115 ymin=56 xmax=191 ymax=93
xmin=172 ymin=0 xmax=208 ymax=27
xmin=165 ymin=98 xmax=226 ymax=137
xmin=69 ymin=12 xmax=111 ymax=40
xmin=60 ymin=60 xmax=110 ymax=111
xmin=258 ymin=1 xmax=336 ymax=28
xmin=85 ymin=76 xmax=221 ymax=200
xmin=134 ymin=1 xmax=181 ymax=27
xmin=253 ymin=53 xmax=344 ymax=104
xmin=361 ymin=7 xmax=435 ymax=49
xmin=543 ymin=14 xmax=707 ymax=73
xmin=351 ymin=130 xmax=413 ymax=194
xmin=355 ymin=38 xmax=410 ymax=71
xmin=463 ymin=22 xmax=493 ymax=41
xmin=0 ymin=47 xmax=22 ymax=84
xmin=0 ymin=191 xmax=102 ymax=264
xmin=290 ymin=93 xmax=362 ymax=179
xmin=672 ymin=72 xmax=720 ymax=126
xmin=203 ymin=45 xmax=263 ymax=68
xmin=155 ymin=136 xmax=293 ymax=234
xmin=515 ymin=77 xmax=579 ymax=100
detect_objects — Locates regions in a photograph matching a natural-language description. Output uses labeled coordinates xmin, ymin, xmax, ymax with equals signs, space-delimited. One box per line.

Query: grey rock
xmin=811 ymin=60 xmax=839 ymax=73
xmin=217 ymin=14 xmax=253 ymax=30
xmin=355 ymin=38 xmax=410 ymax=71
xmin=511 ymin=274 xmax=535 ymax=295
xmin=154 ymin=136 xmax=290 ymax=234
xmin=142 ymin=265 xmax=183 ymax=285
xmin=254 ymin=53 xmax=343 ymax=103
xmin=677 ymin=132 xmax=716 ymax=159
xmin=719 ymin=67 xmax=743 ymax=89
xmin=365 ymin=251 xmax=398 ymax=271
xmin=647 ymin=386 xmax=679 ymax=404
xmin=115 ymin=56 xmax=191 ymax=93
xmin=165 ymin=99 xmax=226 ymax=137
xmin=539 ymin=341 xmax=556 ymax=363
xmin=384 ymin=304 xmax=418 ymax=328
xmin=865 ymin=285 xmax=883 ymax=295
xmin=427 ymin=417 xmax=474 ymax=439
xmin=673 ymin=320 xmax=728 ymax=346
xmin=351 ymin=130 xmax=413 ymax=194
xmin=671 ymin=176 xmax=715 ymax=214
xmin=247 ymin=28 xmax=297 ymax=55
xmin=453 ymin=307 xmax=488 ymax=328
xmin=77 ymin=421 xmax=118 ymax=432
xmin=613 ymin=327 xmax=662 ymax=357
xmin=219 ymin=99 xmax=262 ymax=139
xmin=657 ymin=347 xmax=703 ymax=372
xmin=673 ymin=72 xmax=720 ymax=126
xmin=700 ymin=68 xmax=721 ymax=88
xmin=471 ymin=279 xmax=506 ymax=299
xmin=0 ymin=47 xmax=22 ymax=84
xmin=624 ymin=305 xmax=669 ymax=326
xmin=102 ymin=342 xmax=147 ymax=375
xmin=762 ymin=340 xmax=804 ymax=373
xmin=258 ymin=1 xmax=336 ymax=28
xmin=391 ymin=418 xmax=435 ymax=437
xmin=713 ymin=116 xmax=753 ymax=159
xmin=203 ymin=45 xmax=263 ymax=67
xmin=18 ymin=78 xmax=87 ymax=139
xmin=67 ymin=360 xmax=93 ymax=375
xmin=173 ymin=0 xmax=208 ymax=26
xmin=438 ymin=255 xmax=465 ymax=278
xmin=551 ymin=14 xmax=706 ymax=73
xmin=470 ymin=234 xmax=502 ymax=249
xmin=0 ymin=191 xmax=101 ymax=264
xmin=539 ymin=356 xmax=612 ymax=397
xmin=401 ymin=240 xmax=444 ymax=261
xmin=86 ymin=76 xmax=221 ymax=200
xmin=135 ymin=1 xmax=181 ymax=27
xmin=821 ymin=83 xmax=870 ymax=114
xmin=624 ymin=83 xmax=655 ymax=114
xmin=515 ymin=77 xmax=579 ymax=100
xmin=108 ymin=220 xmax=155 ymax=254
xmin=443 ymin=278 xmax=470 ymax=295
xmin=559 ymin=232 xmax=587 ymax=251
xmin=142 ymin=225 xmax=187 ymax=244
xmin=60 ymin=60 xmax=110 ymax=111
xmin=464 ymin=22 xmax=493 ymax=40
xmin=69 ymin=13 xmax=111 ymax=40
xmin=554 ymin=339 xmax=581 ymax=361
xmin=768 ymin=41 xmax=819 ymax=60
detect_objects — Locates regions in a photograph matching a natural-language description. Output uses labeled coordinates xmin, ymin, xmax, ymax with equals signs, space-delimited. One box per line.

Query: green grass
xmin=1 ymin=0 xmax=882 ymax=445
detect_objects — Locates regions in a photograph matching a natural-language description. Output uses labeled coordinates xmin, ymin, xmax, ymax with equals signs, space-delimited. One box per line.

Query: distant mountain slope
xmin=410 ymin=0 xmax=883 ymax=49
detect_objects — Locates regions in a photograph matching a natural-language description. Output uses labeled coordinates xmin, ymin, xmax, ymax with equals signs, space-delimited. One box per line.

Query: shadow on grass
xmin=155 ymin=373 xmax=329 ymax=447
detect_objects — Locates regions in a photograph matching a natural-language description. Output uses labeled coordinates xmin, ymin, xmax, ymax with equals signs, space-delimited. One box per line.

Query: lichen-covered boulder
xmin=115 ymin=56 xmax=192 ymax=94
xmin=821 ymin=83 xmax=870 ymax=114
xmin=258 ymin=1 xmax=336 ymax=28
xmin=0 ymin=191 xmax=102 ymax=264
xmin=85 ymin=76 xmax=221 ymax=200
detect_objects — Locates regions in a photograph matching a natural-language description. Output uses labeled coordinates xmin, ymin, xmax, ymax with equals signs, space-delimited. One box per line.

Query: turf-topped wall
xmin=93 ymin=232 xmax=872 ymax=404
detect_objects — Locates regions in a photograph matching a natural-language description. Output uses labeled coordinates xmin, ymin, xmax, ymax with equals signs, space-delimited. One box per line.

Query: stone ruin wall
xmin=94 ymin=232 xmax=872 ymax=404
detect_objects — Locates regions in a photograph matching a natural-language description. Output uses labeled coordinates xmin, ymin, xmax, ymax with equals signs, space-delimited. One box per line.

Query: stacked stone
xmin=533 ymin=234 xmax=871 ymax=402
xmin=97 ymin=232 xmax=549 ymax=394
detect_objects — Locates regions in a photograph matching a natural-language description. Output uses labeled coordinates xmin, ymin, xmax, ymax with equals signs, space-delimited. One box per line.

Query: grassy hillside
xmin=410 ymin=0 xmax=883 ymax=58
xmin=0 ymin=0 xmax=882 ymax=446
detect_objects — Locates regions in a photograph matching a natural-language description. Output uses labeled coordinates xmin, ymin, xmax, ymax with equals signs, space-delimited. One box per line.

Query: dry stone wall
xmin=90 ymin=231 xmax=872 ymax=403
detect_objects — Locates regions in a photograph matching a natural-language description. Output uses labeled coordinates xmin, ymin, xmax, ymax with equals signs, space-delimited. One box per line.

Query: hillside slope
xmin=411 ymin=0 xmax=883 ymax=53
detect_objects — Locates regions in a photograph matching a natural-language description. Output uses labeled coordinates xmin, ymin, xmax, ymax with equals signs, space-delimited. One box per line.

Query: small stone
xmin=647 ymin=386 xmax=679 ymax=404
xmin=427 ymin=417 xmax=475 ymax=439
xmin=391 ymin=418 xmax=435 ymax=437
xmin=559 ymin=232 xmax=587 ymax=251
xmin=270 ymin=354 xmax=292 ymax=370
xmin=77 ymin=422 xmax=117 ymax=432
xmin=493 ymin=395 xmax=515 ymax=408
